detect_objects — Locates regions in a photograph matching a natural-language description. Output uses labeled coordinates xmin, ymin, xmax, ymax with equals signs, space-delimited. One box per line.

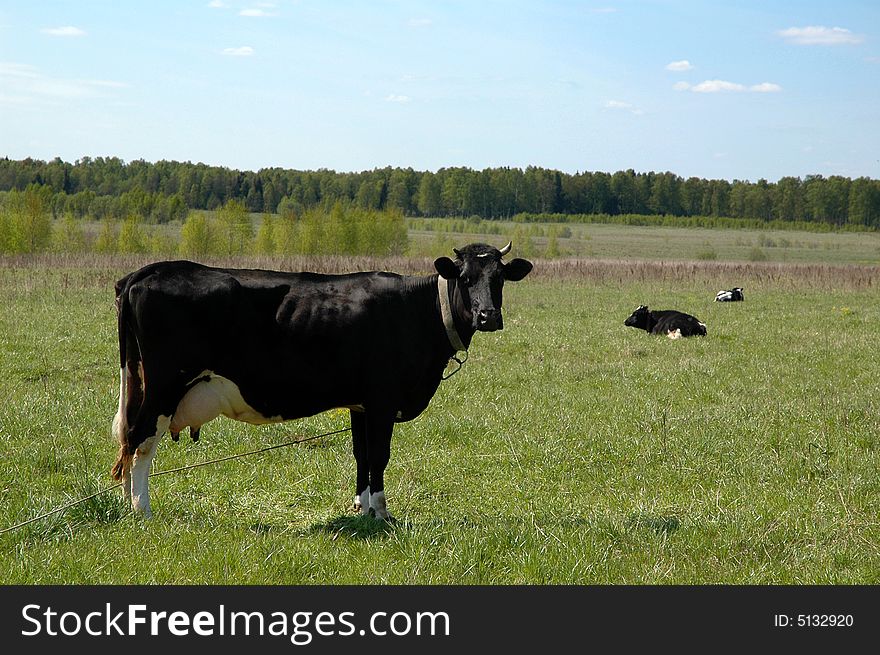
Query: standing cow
xmin=624 ymin=305 xmax=707 ymax=339
xmin=111 ymin=242 xmax=533 ymax=519
xmin=715 ymin=287 xmax=744 ymax=302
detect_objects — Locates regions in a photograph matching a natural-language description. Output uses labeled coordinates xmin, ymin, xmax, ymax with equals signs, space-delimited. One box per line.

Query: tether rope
xmin=0 ymin=426 xmax=351 ymax=536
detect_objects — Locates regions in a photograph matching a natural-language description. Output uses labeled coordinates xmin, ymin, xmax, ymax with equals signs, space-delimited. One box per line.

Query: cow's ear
xmin=503 ymin=258 xmax=533 ymax=282
xmin=434 ymin=257 xmax=460 ymax=280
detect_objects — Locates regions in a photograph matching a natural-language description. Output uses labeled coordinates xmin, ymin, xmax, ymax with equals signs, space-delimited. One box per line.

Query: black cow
xmin=111 ymin=242 xmax=533 ymax=519
xmin=715 ymin=287 xmax=744 ymax=302
xmin=624 ymin=305 xmax=707 ymax=339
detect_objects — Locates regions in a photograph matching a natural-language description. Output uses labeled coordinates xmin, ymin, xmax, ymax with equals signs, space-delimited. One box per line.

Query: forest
xmin=1 ymin=156 xmax=879 ymax=228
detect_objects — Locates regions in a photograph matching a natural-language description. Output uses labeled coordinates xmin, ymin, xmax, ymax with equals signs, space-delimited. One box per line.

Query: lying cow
xmin=111 ymin=242 xmax=533 ymax=519
xmin=715 ymin=287 xmax=744 ymax=302
xmin=624 ymin=305 xmax=707 ymax=339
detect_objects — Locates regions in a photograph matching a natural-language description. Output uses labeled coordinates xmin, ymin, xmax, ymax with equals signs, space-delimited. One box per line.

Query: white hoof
xmin=369 ymin=490 xmax=393 ymax=521
xmin=132 ymin=499 xmax=153 ymax=519
xmin=356 ymin=486 xmax=371 ymax=515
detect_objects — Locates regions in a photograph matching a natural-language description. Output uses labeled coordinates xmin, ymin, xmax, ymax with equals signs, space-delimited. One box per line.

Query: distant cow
xmin=624 ymin=305 xmax=707 ymax=339
xmin=111 ymin=242 xmax=533 ymax=519
xmin=715 ymin=287 xmax=744 ymax=302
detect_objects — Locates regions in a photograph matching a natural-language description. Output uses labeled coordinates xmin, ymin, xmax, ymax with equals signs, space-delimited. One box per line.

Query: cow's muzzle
xmin=476 ymin=309 xmax=503 ymax=331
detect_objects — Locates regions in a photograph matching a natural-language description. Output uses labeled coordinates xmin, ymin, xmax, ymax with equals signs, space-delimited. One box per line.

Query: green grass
xmin=408 ymin=220 xmax=880 ymax=264
xmin=36 ymin=214 xmax=880 ymax=265
xmin=0 ymin=253 xmax=878 ymax=584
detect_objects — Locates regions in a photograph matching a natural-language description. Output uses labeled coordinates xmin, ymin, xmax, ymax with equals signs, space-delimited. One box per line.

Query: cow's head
xmin=624 ymin=305 xmax=651 ymax=331
xmin=434 ymin=241 xmax=533 ymax=331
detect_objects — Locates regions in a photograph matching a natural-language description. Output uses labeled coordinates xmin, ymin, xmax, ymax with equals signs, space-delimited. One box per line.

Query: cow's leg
xmin=112 ymin=360 xmax=144 ymax=506
xmin=350 ymin=410 xmax=370 ymax=514
xmin=129 ymin=415 xmax=170 ymax=518
xmin=365 ymin=410 xmax=395 ymax=521
xmin=126 ymin=370 xmax=181 ymax=517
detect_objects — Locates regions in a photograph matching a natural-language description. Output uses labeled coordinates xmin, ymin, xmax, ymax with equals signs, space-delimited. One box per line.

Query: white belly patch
xmin=170 ymin=372 xmax=282 ymax=433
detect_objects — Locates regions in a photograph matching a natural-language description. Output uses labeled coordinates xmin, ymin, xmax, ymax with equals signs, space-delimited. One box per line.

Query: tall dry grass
xmin=1 ymin=253 xmax=878 ymax=291
xmin=533 ymin=257 xmax=880 ymax=290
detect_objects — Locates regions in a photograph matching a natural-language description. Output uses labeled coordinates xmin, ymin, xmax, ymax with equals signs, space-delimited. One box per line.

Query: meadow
xmin=0 ymin=237 xmax=878 ymax=584
xmin=407 ymin=218 xmax=880 ymax=264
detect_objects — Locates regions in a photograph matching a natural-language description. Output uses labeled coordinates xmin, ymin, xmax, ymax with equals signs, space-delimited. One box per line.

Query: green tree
xmin=848 ymin=177 xmax=880 ymax=227
xmin=275 ymin=213 xmax=300 ymax=255
xmin=52 ymin=213 xmax=87 ymax=253
xmin=299 ymin=206 xmax=324 ymax=255
xmin=254 ymin=214 xmax=277 ymax=255
xmin=545 ymin=225 xmax=561 ymax=258
xmin=510 ymin=225 xmax=536 ymax=259
xmin=118 ymin=215 xmax=147 ymax=253
xmin=7 ymin=186 xmax=53 ymax=253
xmin=327 ymin=202 xmax=362 ymax=254
xmin=373 ymin=208 xmax=408 ymax=255
xmin=95 ymin=218 xmax=119 ymax=254
xmin=774 ymin=176 xmax=803 ymax=222
xmin=216 ymin=199 xmax=253 ymax=256
xmin=179 ymin=212 xmax=217 ymax=257
xmin=0 ymin=210 xmax=11 ymax=253
xmin=355 ymin=177 xmax=385 ymax=210
xmin=416 ymin=173 xmax=441 ymax=216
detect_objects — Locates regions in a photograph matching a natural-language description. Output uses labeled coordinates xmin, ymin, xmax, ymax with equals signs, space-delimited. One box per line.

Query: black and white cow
xmin=111 ymin=243 xmax=532 ymax=519
xmin=624 ymin=305 xmax=707 ymax=339
xmin=715 ymin=287 xmax=744 ymax=302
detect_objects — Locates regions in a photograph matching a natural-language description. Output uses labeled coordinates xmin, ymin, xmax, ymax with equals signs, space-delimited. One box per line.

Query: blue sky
xmin=1 ymin=1 xmax=878 ymax=181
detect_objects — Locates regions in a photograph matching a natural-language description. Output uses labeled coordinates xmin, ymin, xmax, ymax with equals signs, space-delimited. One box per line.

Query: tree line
xmin=0 ymin=187 xmax=408 ymax=257
xmin=1 ymin=156 xmax=879 ymax=228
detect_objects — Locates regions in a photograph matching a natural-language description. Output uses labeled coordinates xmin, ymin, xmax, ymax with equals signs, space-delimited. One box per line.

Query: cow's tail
xmin=111 ymin=275 xmax=142 ymax=482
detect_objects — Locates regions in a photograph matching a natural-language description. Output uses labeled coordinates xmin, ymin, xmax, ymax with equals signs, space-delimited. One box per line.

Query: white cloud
xmin=207 ymin=1 xmax=226 ymax=8
xmin=778 ymin=26 xmax=863 ymax=45
xmin=665 ymin=60 xmax=693 ymax=72
xmin=408 ymin=18 xmax=432 ymax=28
xmin=41 ymin=26 xmax=86 ymax=37
xmin=0 ymin=62 xmax=40 ymax=79
xmin=692 ymin=79 xmax=746 ymax=93
xmin=0 ymin=62 xmax=128 ymax=105
xmin=674 ymin=79 xmax=781 ymax=93
xmin=750 ymin=82 xmax=782 ymax=93
xmin=604 ymin=99 xmax=644 ymax=115
xmin=385 ymin=94 xmax=411 ymax=103
xmin=222 ymin=46 xmax=255 ymax=56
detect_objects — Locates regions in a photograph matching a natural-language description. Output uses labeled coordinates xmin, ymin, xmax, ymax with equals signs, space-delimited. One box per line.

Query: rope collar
xmin=438 ymin=275 xmax=467 ymax=353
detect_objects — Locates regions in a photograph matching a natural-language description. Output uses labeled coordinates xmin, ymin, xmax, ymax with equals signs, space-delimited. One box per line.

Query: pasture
xmin=0 ymin=251 xmax=878 ymax=584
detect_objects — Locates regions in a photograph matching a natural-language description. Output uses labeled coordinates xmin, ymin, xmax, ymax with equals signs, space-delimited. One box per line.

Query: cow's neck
xmin=436 ymin=275 xmax=474 ymax=352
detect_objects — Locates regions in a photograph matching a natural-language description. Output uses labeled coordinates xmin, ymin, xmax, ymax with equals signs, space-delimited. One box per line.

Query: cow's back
xmin=650 ymin=310 xmax=707 ymax=337
xmin=117 ymin=261 xmax=448 ymax=421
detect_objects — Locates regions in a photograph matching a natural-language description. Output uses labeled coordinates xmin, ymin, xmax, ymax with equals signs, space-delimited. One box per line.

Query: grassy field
xmin=62 ymin=214 xmax=880 ymax=265
xmin=408 ymin=219 xmax=880 ymax=264
xmin=0 ymin=248 xmax=878 ymax=584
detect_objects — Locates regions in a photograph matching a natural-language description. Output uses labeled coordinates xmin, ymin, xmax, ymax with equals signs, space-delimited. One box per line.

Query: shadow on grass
xmin=309 ymin=514 xmax=402 ymax=541
xmin=627 ymin=512 xmax=681 ymax=537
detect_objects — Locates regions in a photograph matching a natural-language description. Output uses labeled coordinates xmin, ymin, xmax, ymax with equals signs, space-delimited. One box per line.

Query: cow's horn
xmin=499 ymin=241 xmax=512 ymax=256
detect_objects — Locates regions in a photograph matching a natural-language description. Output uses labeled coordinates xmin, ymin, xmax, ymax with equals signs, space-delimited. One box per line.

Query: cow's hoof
xmin=368 ymin=507 xmax=395 ymax=522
